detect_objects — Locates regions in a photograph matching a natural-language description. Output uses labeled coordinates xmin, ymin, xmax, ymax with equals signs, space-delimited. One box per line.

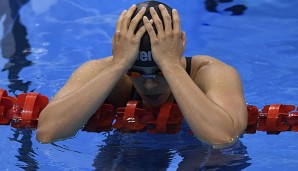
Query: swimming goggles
xmin=127 ymin=68 xmax=163 ymax=78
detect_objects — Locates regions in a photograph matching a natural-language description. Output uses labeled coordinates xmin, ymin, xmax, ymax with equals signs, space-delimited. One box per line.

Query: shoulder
xmin=78 ymin=56 xmax=113 ymax=71
xmin=190 ymin=55 xmax=238 ymax=75
xmin=51 ymin=56 xmax=113 ymax=100
xmin=188 ymin=55 xmax=241 ymax=92
xmin=190 ymin=55 xmax=229 ymax=69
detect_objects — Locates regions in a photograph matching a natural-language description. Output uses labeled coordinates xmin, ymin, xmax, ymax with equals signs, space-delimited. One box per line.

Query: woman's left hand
xmin=143 ymin=4 xmax=186 ymax=68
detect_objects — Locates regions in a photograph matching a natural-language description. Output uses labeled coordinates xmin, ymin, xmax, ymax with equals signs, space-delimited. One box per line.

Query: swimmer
xmin=36 ymin=1 xmax=247 ymax=148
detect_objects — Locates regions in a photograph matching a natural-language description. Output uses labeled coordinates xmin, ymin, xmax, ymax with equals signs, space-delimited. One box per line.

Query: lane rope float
xmin=1 ymin=88 xmax=298 ymax=134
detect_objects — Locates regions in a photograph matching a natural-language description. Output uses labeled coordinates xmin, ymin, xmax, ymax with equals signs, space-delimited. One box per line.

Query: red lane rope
xmin=1 ymin=88 xmax=298 ymax=134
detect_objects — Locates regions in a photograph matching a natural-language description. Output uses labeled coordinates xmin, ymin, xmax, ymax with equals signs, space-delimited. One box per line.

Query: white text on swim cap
xmin=137 ymin=51 xmax=152 ymax=62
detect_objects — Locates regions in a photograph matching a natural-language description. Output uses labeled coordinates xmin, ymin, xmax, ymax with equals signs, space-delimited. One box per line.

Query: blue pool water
xmin=1 ymin=0 xmax=298 ymax=170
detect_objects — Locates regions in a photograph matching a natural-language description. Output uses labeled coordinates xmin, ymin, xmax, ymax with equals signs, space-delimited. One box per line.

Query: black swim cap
xmin=132 ymin=1 xmax=173 ymax=68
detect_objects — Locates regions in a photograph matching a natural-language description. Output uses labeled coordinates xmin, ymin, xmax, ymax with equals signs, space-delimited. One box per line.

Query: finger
xmin=135 ymin=19 xmax=153 ymax=39
xmin=181 ymin=31 xmax=187 ymax=46
xmin=150 ymin=7 xmax=164 ymax=37
xmin=113 ymin=31 xmax=120 ymax=44
xmin=116 ymin=10 xmax=127 ymax=32
xmin=128 ymin=7 xmax=146 ymax=35
xmin=143 ymin=16 xmax=157 ymax=41
xmin=172 ymin=9 xmax=181 ymax=32
xmin=121 ymin=4 xmax=137 ymax=32
xmin=159 ymin=4 xmax=172 ymax=33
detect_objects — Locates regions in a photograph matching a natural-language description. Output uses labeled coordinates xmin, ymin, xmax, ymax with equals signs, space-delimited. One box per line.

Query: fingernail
xmin=131 ymin=4 xmax=136 ymax=7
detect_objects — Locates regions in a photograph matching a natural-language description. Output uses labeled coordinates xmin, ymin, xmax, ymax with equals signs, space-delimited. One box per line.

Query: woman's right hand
xmin=37 ymin=5 xmax=149 ymax=144
xmin=112 ymin=4 xmax=146 ymax=68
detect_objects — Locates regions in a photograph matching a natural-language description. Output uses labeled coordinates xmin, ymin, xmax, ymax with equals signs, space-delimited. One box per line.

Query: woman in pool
xmin=36 ymin=1 xmax=247 ymax=148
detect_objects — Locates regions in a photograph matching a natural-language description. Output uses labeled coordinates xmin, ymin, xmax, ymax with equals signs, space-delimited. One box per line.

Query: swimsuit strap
xmin=185 ymin=57 xmax=192 ymax=75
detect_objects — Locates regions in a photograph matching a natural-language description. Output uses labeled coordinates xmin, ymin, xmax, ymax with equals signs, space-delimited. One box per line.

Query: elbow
xmin=211 ymin=126 xmax=246 ymax=149
xmin=208 ymin=135 xmax=239 ymax=149
xmin=194 ymin=132 xmax=240 ymax=149
xmin=212 ymin=126 xmax=246 ymax=149
xmin=36 ymin=113 xmax=56 ymax=143
xmin=36 ymin=126 xmax=56 ymax=144
xmin=210 ymin=114 xmax=248 ymax=149
xmin=201 ymin=126 xmax=245 ymax=149
xmin=36 ymin=119 xmax=61 ymax=144
xmin=36 ymin=127 xmax=75 ymax=144
xmin=36 ymin=121 xmax=77 ymax=144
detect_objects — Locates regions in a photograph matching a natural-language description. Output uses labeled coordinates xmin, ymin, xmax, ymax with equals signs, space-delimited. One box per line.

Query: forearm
xmin=36 ymin=61 xmax=127 ymax=143
xmin=160 ymin=64 xmax=242 ymax=147
xmin=36 ymin=3 xmax=148 ymax=143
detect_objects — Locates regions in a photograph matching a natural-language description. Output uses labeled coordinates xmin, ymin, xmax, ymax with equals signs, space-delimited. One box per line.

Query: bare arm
xmin=36 ymin=58 xmax=129 ymax=143
xmin=161 ymin=57 xmax=247 ymax=148
xmin=144 ymin=5 xmax=247 ymax=148
xmin=36 ymin=4 xmax=147 ymax=143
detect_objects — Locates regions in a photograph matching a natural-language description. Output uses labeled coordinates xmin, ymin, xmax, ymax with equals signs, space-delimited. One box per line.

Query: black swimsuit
xmin=130 ymin=57 xmax=192 ymax=100
xmin=185 ymin=57 xmax=192 ymax=75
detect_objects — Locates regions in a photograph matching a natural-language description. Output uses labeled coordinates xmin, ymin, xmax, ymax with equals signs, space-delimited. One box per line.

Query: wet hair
xmin=131 ymin=1 xmax=173 ymax=68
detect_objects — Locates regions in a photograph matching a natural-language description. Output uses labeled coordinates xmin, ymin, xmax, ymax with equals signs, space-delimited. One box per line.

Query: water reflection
xmin=92 ymin=130 xmax=251 ymax=170
xmin=8 ymin=129 xmax=38 ymax=171
xmin=0 ymin=1 xmax=37 ymax=171
xmin=0 ymin=0 xmax=32 ymax=94
xmin=178 ymin=141 xmax=251 ymax=170
xmin=204 ymin=0 xmax=247 ymax=15
xmin=0 ymin=0 xmax=252 ymax=170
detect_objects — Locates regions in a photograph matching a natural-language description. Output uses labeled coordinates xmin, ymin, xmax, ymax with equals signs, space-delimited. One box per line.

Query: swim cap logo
xmin=133 ymin=51 xmax=156 ymax=67
xmin=137 ymin=51 xmax=152 ymax=62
